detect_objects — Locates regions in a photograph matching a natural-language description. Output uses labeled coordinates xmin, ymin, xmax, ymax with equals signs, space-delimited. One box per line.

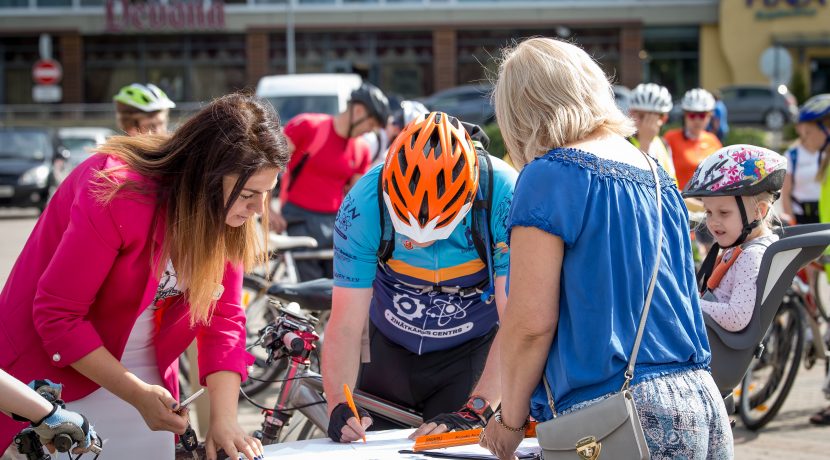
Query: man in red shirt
xmin=269 ymin=83 xmax=390 ymax=280
xmin=665 ymin=88 xmax=723 ymax=190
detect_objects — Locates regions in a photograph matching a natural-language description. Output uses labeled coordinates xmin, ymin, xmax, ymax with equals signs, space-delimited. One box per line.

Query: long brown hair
xmin=96 ymin=93 xmax=289 ymax=324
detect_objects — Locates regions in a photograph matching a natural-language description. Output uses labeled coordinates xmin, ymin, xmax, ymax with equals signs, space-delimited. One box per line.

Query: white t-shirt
xmin=785 ymin=144 xmax=822 ymax=211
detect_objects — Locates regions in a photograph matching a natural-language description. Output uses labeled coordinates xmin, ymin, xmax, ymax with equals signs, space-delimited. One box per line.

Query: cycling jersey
xmin=629 ymin=135 xmax=678 ymax=186
xmin=333 ymin=157 xmax=517 ymax=355
xmin=664 ymin=129 xmax=722 ymax=190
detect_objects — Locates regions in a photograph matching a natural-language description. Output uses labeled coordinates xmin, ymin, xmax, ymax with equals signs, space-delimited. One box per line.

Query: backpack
xmin=375 ymin=146 xmax=496 ymax=303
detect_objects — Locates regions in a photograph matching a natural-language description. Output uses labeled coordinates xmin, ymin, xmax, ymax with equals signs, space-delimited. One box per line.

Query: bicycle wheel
xmin=739 ymin=299 xmax=804 ymax=430
xmin=241 ymin=274 xmax=286 ymax=397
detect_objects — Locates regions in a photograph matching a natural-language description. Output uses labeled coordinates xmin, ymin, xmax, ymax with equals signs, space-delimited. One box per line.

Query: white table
xmin=262 ymin=429 xmax=541 ymax=460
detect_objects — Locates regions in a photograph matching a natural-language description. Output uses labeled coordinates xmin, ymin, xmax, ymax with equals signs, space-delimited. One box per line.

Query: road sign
xmin=32 ymin=84 xmax=62 ymax=103
xmin=32 ymin=59 xmax=62 ymax=86
xmin=759 ymin=46 xmax=793 ymax=87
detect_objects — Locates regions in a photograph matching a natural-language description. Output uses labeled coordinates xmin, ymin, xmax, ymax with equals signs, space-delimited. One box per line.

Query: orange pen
xmin=343 ymin=384 xmax=367 ymax=443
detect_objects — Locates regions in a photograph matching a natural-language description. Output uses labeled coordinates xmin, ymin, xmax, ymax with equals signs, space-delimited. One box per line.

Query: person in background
xmin=0 ymin=93 xmax=289 ymax=460
xmin=627 ymin=83 xmax=678 ymax=185
xmin=784 ymin=94 xmax=830 ymax=226
xmin=665 ymin=88 xmax=723 ymax=190
xmin=805 ymin=93 xmax=830 ymax=426
xmin=113 ymin=83 xmax=176 ymax=136
xmin=479 ymin=37 xmax=731 ymax=460
xmin=268 ymin=83 xmax=390 ymax=281
xmin=708 ymin=90 xmax=730 ymax=143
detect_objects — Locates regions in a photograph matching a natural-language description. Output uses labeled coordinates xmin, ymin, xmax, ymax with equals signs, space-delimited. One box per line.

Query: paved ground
xmin=1 ymin=207 xmax=829 ymax=458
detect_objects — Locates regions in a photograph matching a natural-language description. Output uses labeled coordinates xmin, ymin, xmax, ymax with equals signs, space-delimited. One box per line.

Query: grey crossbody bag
xmin=535 ymin=148 xmax=662 ymax=460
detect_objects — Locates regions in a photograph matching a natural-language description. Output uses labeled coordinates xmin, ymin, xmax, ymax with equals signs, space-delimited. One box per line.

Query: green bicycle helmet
xmin=113 ymin=83 xmax=176 ymax=112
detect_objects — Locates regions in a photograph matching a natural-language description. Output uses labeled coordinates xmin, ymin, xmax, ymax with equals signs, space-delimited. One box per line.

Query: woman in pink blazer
xmin=0 ymin=93 xmax=289 ymax=460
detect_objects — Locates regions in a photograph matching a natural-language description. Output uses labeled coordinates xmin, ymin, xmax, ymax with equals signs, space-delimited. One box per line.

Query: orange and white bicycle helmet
xmin=381 ymin=112 xmax=479 ymax=243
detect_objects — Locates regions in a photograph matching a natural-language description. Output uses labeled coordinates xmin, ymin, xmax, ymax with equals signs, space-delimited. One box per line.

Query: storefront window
xmin=36 ymin=0 xmax=71 ymax=6
xmin=0 ymin=36 xmax=60 ymax=104
xmin=274 ymin=30 xmax=432 ymax=98
xmin=643 ymin=26 xmax=699 ymax=98
xmin=0 ymin=0 xmax=29 ymax=7
xmin=84 ymin=34 xmax=245 ymax=103
xmin=457 ymin=27 xmax=620 ymax=87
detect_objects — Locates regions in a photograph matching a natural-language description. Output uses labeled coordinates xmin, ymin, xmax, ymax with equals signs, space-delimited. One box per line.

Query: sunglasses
xmin=685 ymin=112 xmax=709 ymax=120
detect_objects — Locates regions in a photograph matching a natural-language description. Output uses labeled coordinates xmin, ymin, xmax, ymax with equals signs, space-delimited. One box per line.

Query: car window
xmin=721 ymin=88 xmax=737 ymax=100
xmin=0 ymin=131 xmax=52 ymax=160
xmin=745 ymin=88 xmax=771 ymax=99
xmin=266 ymin=95 xmax=340 ymax=122
xmin=61 ymin=138 xmax=99 ymax=166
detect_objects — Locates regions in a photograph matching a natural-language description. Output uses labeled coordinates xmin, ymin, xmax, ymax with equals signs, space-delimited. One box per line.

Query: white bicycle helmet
xmin=114 ymin=83 xmax=176 ymax=112
xmin=681 ymin=88 xmax=715 ymax=112
xmin=629 ymin=83 xmax=673 ymax=114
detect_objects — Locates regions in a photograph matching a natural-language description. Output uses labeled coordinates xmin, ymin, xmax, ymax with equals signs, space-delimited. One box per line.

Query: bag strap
xmin=542 ymin=148 xmax=662 ymax=416
xmin=286 ymin=123 xmax=331 ymax=193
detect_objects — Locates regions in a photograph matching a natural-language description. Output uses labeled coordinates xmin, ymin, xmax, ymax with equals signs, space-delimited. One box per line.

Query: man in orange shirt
xmin=665 ymin=88 xmax=723 ymax=190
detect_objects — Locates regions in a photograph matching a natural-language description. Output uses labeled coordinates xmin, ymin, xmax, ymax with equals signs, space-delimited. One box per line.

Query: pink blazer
xmin=0 ymin=155 xmax=253 ymax=449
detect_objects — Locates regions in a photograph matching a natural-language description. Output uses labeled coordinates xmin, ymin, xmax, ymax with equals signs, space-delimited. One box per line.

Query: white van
xmin=255 ymin=73 xmax=362 ymax=123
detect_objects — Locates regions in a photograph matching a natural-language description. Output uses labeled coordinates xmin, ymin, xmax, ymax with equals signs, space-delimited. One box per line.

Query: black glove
xmin=426 ymin=406 xmax=488 ymax=432
xmin=327 ymin=402 xmax=371 ymax=443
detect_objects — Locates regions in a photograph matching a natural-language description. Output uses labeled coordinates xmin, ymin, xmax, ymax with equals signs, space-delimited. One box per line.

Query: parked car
xmin=256 ymin=73 xmax=363 ymax=123
xmin=421 ymin=84 xmax=495 ymax=126
xmin=58 ymin=127 xmax=115 ymax=172
xmin=0 ymin=127 xmax=69 ymax=211
xmin=720 ymin=84 xmax=798 ymax=130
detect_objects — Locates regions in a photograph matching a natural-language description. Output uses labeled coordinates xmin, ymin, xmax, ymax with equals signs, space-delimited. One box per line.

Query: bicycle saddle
xmin=267 ymin=278 xmax=333 ymax=311
xmin=704 ymin=224 xmax=830 ymax=394
xmin=269 ymin=233 xmax=319 ymax=251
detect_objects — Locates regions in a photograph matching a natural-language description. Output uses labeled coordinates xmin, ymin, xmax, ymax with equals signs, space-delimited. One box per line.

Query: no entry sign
xmin=32 ymin=59 xmax=62 ymax=85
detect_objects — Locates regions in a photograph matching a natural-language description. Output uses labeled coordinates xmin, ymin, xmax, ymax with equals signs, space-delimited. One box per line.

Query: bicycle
xmin=174 ymin=299 xmax=423 ymax=459
xmin=738 ymin=257 xmax=830 ymax=430
xmin=176 ymin=233 xmax=333 ymax=400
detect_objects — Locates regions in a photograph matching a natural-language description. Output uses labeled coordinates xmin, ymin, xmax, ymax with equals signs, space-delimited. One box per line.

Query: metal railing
xmin=0 ymin=102 xmax=203 ymax=128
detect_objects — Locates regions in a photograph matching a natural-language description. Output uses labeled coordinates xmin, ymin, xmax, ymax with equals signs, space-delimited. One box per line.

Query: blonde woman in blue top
xmin=478 ymin=38 xmax=732 ymax=460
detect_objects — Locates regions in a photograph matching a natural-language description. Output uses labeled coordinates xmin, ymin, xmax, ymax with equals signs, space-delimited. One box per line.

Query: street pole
xmin=286 ymin=0 xmax=295 ymax=74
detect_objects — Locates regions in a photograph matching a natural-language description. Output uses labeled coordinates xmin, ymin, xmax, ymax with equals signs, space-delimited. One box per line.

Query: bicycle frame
xmin=256 ymin=353 xmax=423 ymax=445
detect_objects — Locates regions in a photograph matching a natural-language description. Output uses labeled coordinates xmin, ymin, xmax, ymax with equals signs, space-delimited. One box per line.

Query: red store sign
xmin=106 ymin=0 xmax=225 ymax=32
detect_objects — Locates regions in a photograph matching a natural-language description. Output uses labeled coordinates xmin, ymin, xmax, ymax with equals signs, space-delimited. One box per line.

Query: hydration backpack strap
xmin=377 ymin=172 xmax=395 ymax=263
xmin=472 ymin=150 xmax=496 ymax=303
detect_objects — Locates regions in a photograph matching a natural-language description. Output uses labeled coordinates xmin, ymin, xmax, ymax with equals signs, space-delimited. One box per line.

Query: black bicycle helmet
xmin=349 ymin=83 xmax=391 ymax=126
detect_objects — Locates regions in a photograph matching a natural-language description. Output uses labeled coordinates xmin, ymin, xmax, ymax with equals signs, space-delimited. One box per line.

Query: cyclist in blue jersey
xmin=321 ymin=112 xmax=517 ymax=443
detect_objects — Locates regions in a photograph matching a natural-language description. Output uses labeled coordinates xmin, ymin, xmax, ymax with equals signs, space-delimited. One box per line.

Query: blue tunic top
xmin=508 ymin=148 xmax=711 ymax=418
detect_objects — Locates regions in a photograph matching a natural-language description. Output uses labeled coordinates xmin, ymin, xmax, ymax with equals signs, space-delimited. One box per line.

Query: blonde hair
xmin=747 ymin=192 xmax=779 ymax=230
xmin=96 ymin=93 xmax=289 ymax=324
xmin=493 ymin=37 xmax=635 ymax=169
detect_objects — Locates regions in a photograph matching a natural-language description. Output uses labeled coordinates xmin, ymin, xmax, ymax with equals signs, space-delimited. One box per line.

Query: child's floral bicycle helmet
xmin=683 ymin=144 xmax=786 ymax=199
xmin=685 ymin=145 xmax=787 ymax=291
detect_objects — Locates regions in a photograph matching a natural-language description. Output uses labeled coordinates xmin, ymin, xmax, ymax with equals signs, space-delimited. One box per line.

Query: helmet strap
xmin=722 ymin=196 xmax=760 ymax=248
xmin=346 ymin=104 xmax=370 ymax=138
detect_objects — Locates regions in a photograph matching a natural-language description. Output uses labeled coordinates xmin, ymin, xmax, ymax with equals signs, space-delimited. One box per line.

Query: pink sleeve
xmin=33 ymin=183 xmax=123 ymax=368
xmin=196 ymin=262 xmax=255 ymax=385
xmin=699 ymin=248 xmax=764 ymax=332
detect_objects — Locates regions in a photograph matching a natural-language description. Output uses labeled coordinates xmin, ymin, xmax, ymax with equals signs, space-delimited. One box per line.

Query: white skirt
xmin=64 ymin=306 xmax=175 ymax=459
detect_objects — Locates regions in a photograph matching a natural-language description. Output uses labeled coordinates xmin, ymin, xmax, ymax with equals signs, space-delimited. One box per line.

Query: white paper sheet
xmin=262 ymin=429 xmax=540 ymax=460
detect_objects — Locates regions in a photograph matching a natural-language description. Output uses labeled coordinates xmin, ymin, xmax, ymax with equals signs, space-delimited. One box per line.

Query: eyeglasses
xmin=685 ymin=112 xmax=709 ymax=120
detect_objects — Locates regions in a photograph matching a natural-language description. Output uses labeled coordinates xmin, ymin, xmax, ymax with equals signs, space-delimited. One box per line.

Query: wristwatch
xmin=465 ymin=395 xmax=494 ymax=421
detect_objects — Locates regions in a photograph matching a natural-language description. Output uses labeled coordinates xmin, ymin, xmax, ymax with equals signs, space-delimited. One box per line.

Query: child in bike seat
xmin=683 ymin=145 xmax=787 ymax=332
